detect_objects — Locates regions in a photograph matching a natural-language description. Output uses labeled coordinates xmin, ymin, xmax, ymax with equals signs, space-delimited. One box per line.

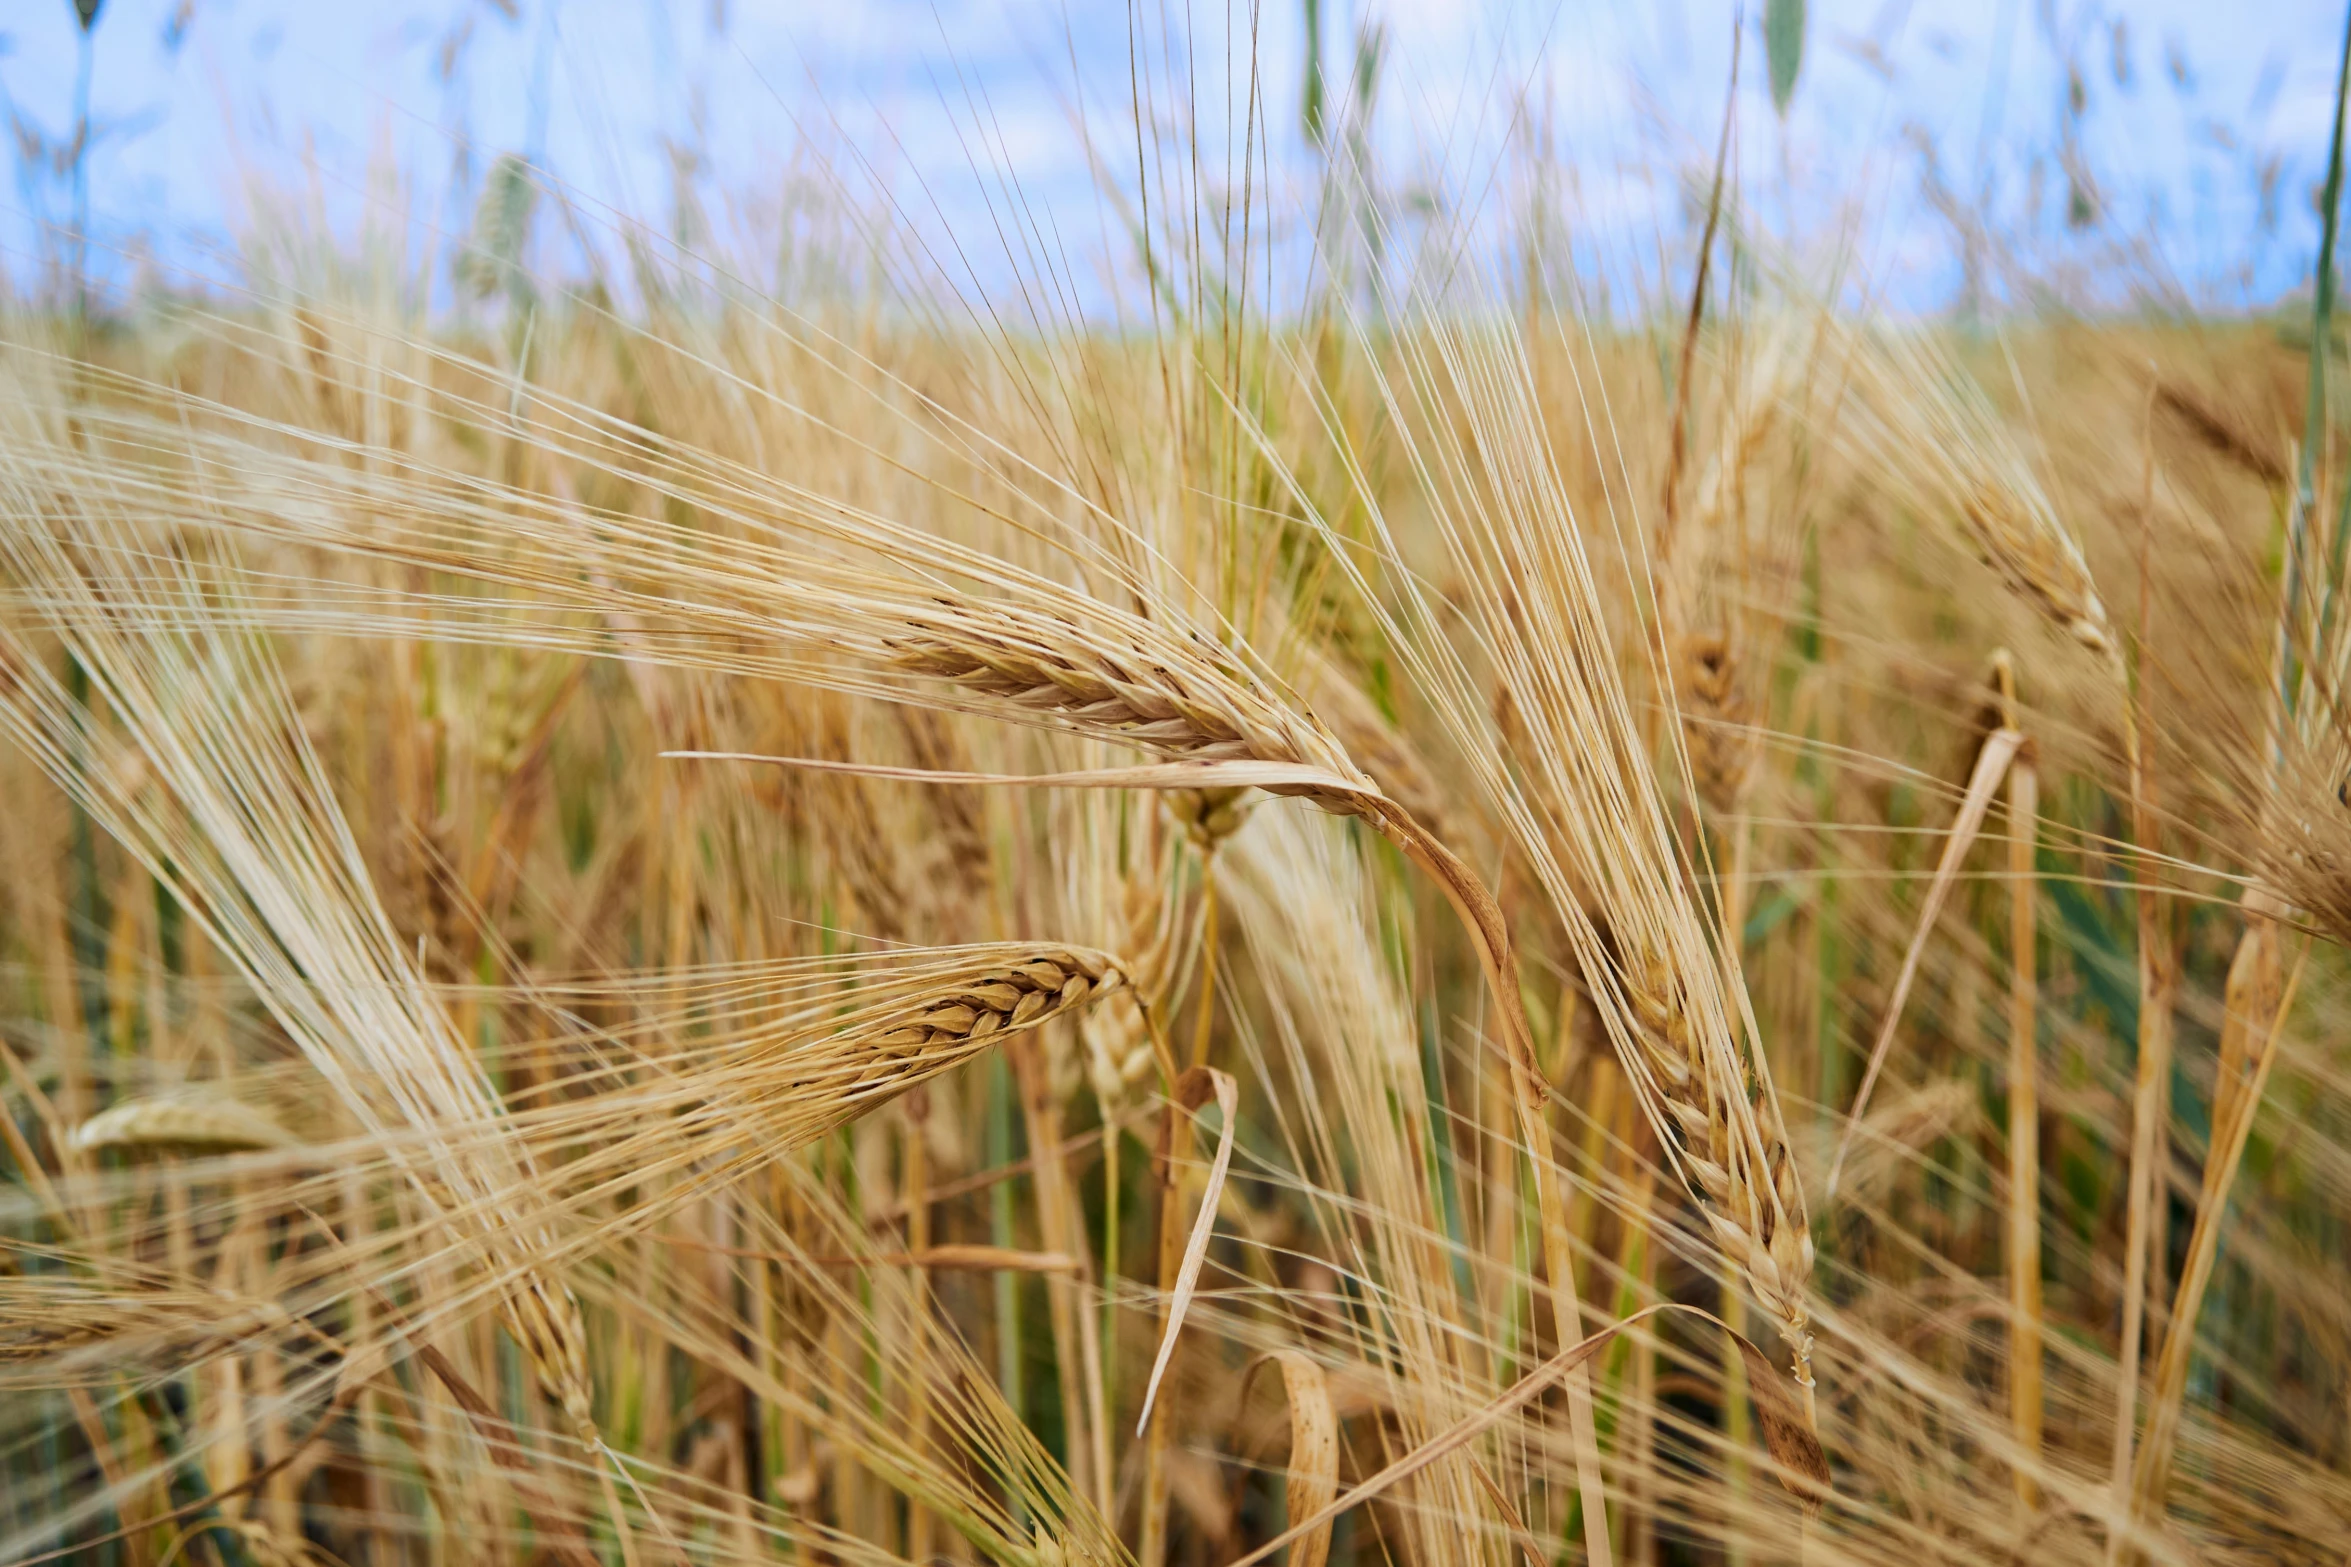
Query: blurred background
xmin=0 ymin=2 xmax=2343 ymax=320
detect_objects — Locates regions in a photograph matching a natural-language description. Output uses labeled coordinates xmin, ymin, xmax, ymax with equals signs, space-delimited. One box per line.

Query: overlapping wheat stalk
xmin=0 ymin=502 xmax=606 ymax=1447
xmin=1296 ymin=307 xmax=1819 ymax=1370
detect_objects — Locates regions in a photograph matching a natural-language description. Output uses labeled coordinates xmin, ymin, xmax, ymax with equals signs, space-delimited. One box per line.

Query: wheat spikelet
xmin=1673 ymin=322 xmax=1821 ymax=813
xmin=1077 ymin=818 xmax=1183 ymax=1116
xmin=837 ymin=948 xmax=1124 ymax=1093
xmin=1810 ymin=1078 xmax=1979 ymax=1212
xmin=2211 ymin=907 xmax=2285 ymax=1144
xmin=1161 ymin=784 xmax=1254 ymax=849
xmin=503 ymin=1272 xmax=599 ymax=1441
xmin=886 ymin=601 xmax=1369 ymax=801
xmin=2154 ymin=378 xmax=2287 ymax=487
xmin=1955 ymin=478 xmax=2116 ymax=657
xmin=504 ymin=947 xmax=1130 ymax=1187
xmin=895 ymin=705 xmax=999 ymax=931
xmin=1678 ymin=631 xmax=1755 ymax=817
xmin=453 ymin=152 xmax=539 ymax=303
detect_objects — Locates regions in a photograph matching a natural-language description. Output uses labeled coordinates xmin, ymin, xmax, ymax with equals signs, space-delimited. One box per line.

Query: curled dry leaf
xmin=1240 ymin=1351 xmax=1341 ymax=1567
xmin=1221 ymin=1302 xmax=1829 ymax=1567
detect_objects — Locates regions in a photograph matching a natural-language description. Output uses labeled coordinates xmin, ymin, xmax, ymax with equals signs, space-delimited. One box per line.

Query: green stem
xmin=63 ymin=653 xmax=109 ymax=1065
xmin=2279 ymin=0 xmax=2351 ymax=725
xmin=1102 ymin=1117 xmax=1121 ymax=1432
xmin=987 ymin=1055 xmax=1027 ymax=1528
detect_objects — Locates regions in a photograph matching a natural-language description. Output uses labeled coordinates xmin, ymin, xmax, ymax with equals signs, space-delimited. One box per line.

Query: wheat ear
xmin=885 ymin=602 xmax=1372 ymax=794
xmin=70 ymin=1093 xmax=297 ymax=1156
xmin=1841 ymin=323 xmax=2120 ymax=669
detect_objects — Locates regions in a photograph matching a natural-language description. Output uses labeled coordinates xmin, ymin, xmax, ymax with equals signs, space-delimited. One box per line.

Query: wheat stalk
xmin=2123 ymin=911 xmax=2301 ymax=1561
xmin=1997 ymin=652 xmax=2047 ymax=1515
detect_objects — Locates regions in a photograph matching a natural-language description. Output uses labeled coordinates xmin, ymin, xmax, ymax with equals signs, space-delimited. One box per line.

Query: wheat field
xmin=6 ymin=6 xmax=2351 ymax=1566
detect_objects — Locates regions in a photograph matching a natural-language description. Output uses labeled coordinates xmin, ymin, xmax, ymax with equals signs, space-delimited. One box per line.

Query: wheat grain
xmin=2154 ymin=379 xmax=2287 ymax=487
xmin=1956 ymin=479 xmax=2116 ymax=658
xmin=1679 ymin=630 xmax=1756 ymax=817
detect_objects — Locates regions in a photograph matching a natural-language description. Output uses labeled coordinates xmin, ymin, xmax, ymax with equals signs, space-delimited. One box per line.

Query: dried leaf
xmin=1137 ymin=1066 xmax=1239 ymax=1432
xmin=1828 ymin=725 xmax=2025 ymax=1198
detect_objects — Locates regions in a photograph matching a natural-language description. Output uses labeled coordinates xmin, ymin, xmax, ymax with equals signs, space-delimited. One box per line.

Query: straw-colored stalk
xmin=903 ymin=1086 xmax=937 ymax=1565
xmin=2108 ymin=416 xmax=2174 ymax=1546
xmin=1998 ymin=656 xmax=2045 ymax=1514
xmin=1012 ymin=1032 xmax=1109 ymax=1519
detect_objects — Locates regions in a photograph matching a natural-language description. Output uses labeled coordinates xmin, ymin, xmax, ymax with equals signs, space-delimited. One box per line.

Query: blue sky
xmin=0 ymin=1 xmax=2340 ymax=315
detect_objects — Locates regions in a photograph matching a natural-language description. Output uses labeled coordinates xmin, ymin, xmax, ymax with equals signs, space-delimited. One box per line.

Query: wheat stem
xmin=2106 ymin=683 xmax=2175 ymax=1566
xmin=902 ymin=1091 xmax=936 ymax=1565
xmin=1993 ymin=652 xmax=2045 ymax=1516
